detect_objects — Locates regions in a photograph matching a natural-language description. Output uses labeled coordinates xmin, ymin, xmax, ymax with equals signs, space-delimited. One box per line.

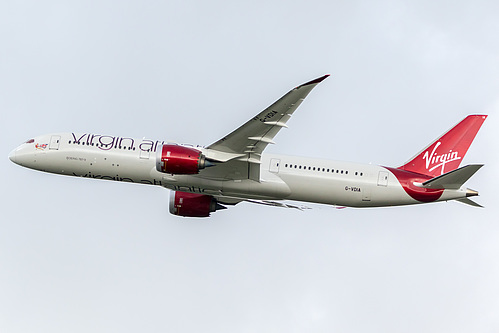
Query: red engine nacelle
xmin=169 ymin=191 xmax=226 ymax=217
xmin=156 ymin=144 xmax=209 ymax=174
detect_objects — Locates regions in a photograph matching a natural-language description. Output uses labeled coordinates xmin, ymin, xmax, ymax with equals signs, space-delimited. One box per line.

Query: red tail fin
xmin=398 ymin=115 xmax=487 ymax=177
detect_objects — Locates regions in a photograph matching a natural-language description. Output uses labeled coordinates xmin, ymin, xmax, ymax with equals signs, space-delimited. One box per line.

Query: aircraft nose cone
xmin=8 ymin=149 xmax=16 ymax=164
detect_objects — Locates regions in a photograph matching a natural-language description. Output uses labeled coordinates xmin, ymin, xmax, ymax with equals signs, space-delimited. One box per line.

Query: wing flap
xmin=245 ymin=199 xmax=311 ymax=211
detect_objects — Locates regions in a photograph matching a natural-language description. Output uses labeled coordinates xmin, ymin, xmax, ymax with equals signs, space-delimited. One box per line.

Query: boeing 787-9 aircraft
xmin=9 ymin=75 xmax=487 ymax=217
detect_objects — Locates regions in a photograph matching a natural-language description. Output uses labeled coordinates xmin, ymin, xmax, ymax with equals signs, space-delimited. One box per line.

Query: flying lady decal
xmin=35 ymin=143 xmax=48 ymax=150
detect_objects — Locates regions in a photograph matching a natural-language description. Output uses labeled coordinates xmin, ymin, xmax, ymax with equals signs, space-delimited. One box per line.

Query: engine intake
xmin=169 ymin=191 xmax=226 ymax=217
xmin=156 ymin=144 xmax=210 ymax=174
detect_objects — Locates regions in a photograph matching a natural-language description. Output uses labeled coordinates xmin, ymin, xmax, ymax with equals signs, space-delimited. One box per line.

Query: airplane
xmin=9 ymin=75 xmax=487 ymax=217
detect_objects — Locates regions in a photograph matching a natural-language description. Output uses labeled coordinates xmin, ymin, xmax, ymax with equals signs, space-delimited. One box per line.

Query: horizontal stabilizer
xmin=421 ymin=164 xmax=483 ymax=189
xmin=456 ymin=197 xmax=483 ymax=208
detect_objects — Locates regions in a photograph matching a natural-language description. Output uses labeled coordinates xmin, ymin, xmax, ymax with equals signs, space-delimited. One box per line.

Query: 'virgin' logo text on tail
xmin=423 ymin=142 xmax=461 ymax=175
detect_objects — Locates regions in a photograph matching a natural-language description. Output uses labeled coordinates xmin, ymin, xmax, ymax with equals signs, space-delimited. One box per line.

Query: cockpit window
xmin=25 ymin=139 xmax=34 ymax=144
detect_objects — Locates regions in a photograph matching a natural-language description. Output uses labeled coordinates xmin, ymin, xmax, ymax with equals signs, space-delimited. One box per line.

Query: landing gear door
xmin=49 ymin=135 xmax=61 ymax=150
xmin=269 ymin=158 xmax=280 ymax=173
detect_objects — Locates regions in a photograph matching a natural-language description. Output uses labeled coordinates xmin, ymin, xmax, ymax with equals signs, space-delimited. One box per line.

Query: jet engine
xmin=156 ymin=144 xmax=211 ymax=174
xmin=169 ymin=191 xmax=226 ymax=217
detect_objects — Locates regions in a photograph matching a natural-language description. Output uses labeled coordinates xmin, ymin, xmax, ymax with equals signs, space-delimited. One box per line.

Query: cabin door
xmin=49 ymin=135 xmax=61 ymax=150
xmin=269 ymin=158 xmax=280 ymax=173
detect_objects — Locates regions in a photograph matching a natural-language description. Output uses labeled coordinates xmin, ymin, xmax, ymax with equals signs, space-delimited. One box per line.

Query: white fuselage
xmin=9 ymin=132 xmax=470 ymax=208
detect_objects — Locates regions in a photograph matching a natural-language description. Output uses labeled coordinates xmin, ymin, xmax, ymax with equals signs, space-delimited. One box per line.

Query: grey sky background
xmin=1 ymin=1 xmax=498 ymax=332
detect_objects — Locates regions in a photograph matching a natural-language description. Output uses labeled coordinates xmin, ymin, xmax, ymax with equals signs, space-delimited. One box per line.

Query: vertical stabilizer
xmin=398 ymin=115 xmax=487 ymax=177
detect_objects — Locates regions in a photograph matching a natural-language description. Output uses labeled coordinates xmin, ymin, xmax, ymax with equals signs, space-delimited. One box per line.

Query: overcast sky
xmin=1 ymin=1 xmax=499 ymax=332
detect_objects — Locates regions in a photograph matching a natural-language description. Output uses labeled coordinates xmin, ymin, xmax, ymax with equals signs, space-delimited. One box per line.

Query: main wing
xmin=201 ymin=75 xmax=329 ymax=181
